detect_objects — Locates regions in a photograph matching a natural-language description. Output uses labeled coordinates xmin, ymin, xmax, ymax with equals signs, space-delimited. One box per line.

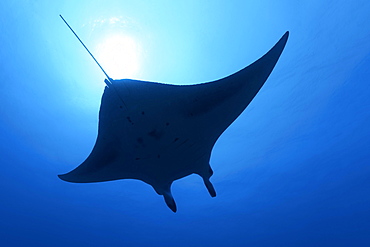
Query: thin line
xmin=60 ymin=15 xmax=128 ymax=109
xmin=59 ymin=14 xmax=112 ymax=86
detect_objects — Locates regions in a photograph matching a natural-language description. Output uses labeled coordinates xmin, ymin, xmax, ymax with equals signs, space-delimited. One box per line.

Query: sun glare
xmin=96 ymin=35 xmax=140 ymax=79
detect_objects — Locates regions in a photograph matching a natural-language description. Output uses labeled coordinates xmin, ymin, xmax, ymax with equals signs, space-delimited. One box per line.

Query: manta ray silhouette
xmin=59 ymin=29 xmax=289 ymax=212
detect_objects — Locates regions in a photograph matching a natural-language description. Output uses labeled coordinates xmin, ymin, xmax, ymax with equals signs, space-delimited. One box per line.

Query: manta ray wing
xmin=59 ymin=31 xmax=289 ymax=212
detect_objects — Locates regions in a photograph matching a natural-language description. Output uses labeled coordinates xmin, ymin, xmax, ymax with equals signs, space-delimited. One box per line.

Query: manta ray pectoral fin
xmin=58 ymin=173 xmax=69 ymax=182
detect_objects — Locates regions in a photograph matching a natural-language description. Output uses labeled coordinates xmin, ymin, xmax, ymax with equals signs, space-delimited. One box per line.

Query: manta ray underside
xmin=59 ymin=31 xmax=289 ymax=212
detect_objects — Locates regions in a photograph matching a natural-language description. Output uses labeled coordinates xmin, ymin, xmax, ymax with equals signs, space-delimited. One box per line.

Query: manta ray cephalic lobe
xmin=59 ymin=31 xmax=289 ymax=212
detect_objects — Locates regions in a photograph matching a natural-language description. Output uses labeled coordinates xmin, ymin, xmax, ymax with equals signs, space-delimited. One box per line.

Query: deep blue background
xmin=1 ymin=1 xmax=369 ymax=246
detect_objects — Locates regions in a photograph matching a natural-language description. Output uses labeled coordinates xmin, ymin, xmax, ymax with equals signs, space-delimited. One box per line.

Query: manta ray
xmin=58 ymin=16 xmax=288 ymax=212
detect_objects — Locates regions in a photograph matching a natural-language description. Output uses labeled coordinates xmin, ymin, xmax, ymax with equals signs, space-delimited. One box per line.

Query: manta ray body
xmin=59 ymin=31 xmax=289 ymax=212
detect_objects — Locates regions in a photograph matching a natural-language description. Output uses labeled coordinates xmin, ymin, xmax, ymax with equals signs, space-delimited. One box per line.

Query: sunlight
xmin=96 ymin=34 xmax=140 ymax=79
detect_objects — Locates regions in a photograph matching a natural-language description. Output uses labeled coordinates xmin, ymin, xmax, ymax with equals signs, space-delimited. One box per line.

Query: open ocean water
xmin=0 ymin=1 xmax=369 ymax=246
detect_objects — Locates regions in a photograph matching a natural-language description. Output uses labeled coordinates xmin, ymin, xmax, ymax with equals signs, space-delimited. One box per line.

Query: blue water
xmin=1 ymin=1 xmax=369 ymax=246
